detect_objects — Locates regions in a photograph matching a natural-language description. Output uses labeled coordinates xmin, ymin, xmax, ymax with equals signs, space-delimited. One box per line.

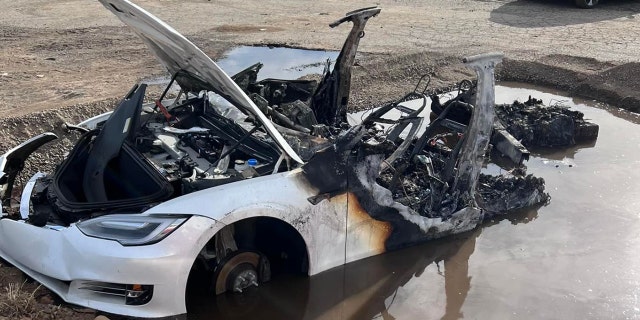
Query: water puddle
xmin=143 ymin=46 xmax=338 ymax=86
xmin=216 ymin=46 xmax=338 ymax=80
xmin=188 ymin=83 xmax=640 ymax=320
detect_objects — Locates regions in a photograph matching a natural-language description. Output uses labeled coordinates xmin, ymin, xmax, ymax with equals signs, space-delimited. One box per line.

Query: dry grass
xmin=0 ymin=281 xmax=43 ymax=319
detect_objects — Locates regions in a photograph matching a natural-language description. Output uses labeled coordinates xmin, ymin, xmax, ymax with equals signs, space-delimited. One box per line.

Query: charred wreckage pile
xmin=427 ymin=81 xmax=599 ymax=215
xmin=236 ymin=62 xmax=600 ymax=223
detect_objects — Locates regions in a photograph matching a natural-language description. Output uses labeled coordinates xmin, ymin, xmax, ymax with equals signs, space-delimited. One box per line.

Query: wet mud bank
xmin=497 ymin=55 xmax=640 ymax=113
xmin=344 ymin=51 xmax=640 ymax=116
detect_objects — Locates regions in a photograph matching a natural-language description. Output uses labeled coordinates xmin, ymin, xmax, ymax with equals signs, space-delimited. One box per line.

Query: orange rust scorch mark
xmin=345 ymin=192 xmax=393 ymax=255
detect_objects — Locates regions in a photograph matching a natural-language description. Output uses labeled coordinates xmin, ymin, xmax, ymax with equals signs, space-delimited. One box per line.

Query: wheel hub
xmin=214 ymin=251 xmax=263 ymax=295
xmin=231 ymin=268 xmax=258 ymax=293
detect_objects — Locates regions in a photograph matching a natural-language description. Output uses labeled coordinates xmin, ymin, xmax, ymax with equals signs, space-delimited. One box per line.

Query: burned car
xmin=0 ymin=0 xmax=549 ymax=318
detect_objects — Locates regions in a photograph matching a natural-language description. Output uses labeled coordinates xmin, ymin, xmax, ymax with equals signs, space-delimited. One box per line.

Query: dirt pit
xmin=1 ymin=46 xmax=639 ymax=319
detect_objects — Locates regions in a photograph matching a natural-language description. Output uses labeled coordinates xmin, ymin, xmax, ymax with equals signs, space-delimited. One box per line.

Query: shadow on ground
xmin=490 ymin=0 xmax=640 ymax=28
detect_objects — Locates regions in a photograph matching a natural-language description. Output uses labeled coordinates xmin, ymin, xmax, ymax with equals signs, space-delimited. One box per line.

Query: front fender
xmin=145 ymin=170 xmax=349 ymax=275
xmin=0 ymin=132 xmax=57 ymax=205
xmin=199 ymin=200 xmax=347 ymax=276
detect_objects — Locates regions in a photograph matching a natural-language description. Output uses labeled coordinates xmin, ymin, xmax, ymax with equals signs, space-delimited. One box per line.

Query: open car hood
xmin=99 ymin=0 xmax=303 ymax=163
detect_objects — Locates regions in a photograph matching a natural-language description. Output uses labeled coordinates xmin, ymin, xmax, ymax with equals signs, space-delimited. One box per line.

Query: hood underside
xmin=99 ymin=0 xmax=303 ymax=163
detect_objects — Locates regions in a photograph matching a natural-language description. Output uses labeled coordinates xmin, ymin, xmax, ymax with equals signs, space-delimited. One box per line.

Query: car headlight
xmin=76 ymin=214 xmax=189 ymax=246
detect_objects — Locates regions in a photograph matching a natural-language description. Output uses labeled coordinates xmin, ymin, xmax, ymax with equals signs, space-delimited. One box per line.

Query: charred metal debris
xmin=2 ymin=6 xmax=598 ymax=243
xmin=231 ymin=9 xmax=602 ymax=224
xmin=432 ymin=87 xmax=599 ymax=151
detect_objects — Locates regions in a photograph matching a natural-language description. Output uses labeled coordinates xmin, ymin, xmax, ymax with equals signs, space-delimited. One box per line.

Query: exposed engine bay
xmin=134 ymin=95 xmax=280 ymax=185
xmin=25 ymin=84 xmax=299 ymax=225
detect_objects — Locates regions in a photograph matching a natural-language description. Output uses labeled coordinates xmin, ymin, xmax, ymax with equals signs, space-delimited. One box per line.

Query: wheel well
xmin=186 ymin=216 xmax=309 ymax=300
xmin=232 ymin=216 xmax=309 ymax=275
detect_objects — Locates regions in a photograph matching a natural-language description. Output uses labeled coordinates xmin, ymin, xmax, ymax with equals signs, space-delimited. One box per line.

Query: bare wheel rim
xmin=230 ymin=266 xmax=258 ymax=293
xmin=214 ymin=251 xmax=261 ymax=295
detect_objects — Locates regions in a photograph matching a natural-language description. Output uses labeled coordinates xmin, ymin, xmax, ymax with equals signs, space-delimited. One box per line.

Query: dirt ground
xmin=0 ymin=0 xmax=639 ymax=319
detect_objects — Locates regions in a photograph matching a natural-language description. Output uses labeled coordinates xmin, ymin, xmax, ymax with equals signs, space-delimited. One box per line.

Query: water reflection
xmin=216 ymin=46 xmax=338 ymax=81
xmin=530 ymin=139 xmax=597 ymax=160
xmin=143 ymin=46 xmax=338 ymax=86
xmin=485 ymin=138 xmax=598 ymax=176
xmin=187 ymin=208 xmax=539 ymax=320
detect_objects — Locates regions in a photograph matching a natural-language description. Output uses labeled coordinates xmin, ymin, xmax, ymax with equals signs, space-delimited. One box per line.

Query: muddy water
xmin=188 ymin=84 xmax=640 ymax=319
